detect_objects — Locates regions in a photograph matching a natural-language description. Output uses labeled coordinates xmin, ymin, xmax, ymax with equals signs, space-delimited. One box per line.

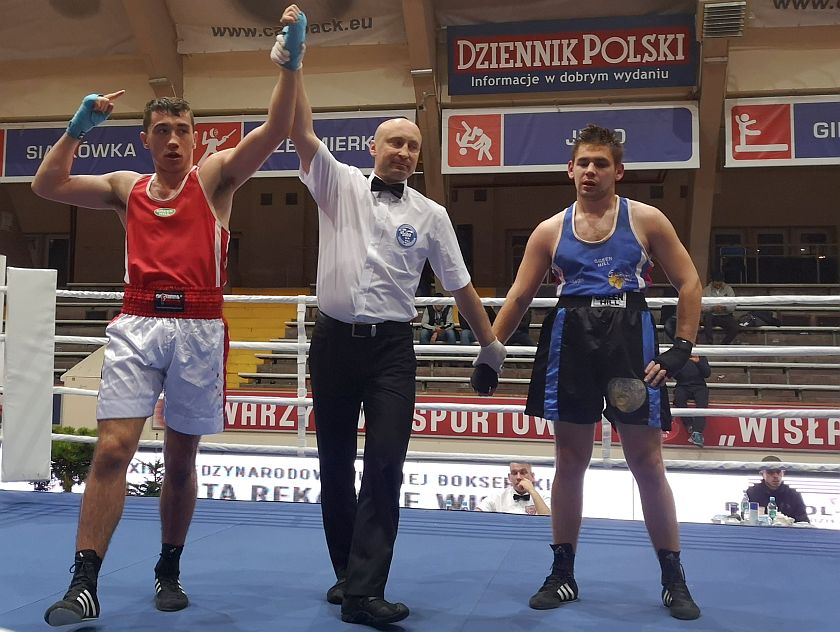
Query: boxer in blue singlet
xmin=486 ymin=124 xmax=703 ymax=621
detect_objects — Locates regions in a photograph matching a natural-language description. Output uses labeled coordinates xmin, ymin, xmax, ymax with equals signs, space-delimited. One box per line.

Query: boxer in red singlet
xmin=32 ymin=5 xmax=306 ymax=626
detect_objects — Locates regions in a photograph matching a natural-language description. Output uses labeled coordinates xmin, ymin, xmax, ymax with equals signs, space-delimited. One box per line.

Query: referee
xmin=284 ymin=66 xmax=505 ymax=626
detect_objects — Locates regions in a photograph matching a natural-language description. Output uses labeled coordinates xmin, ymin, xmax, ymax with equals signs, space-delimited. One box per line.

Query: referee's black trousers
xmin=309 ymin=314 xmax=416 ymax=598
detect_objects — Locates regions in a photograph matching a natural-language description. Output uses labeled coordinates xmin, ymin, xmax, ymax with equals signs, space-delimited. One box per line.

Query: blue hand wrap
xmin=281 ymin=12 xmax=307 ymax=70
xmin=67 ymin=94 xmax=110 ymax=140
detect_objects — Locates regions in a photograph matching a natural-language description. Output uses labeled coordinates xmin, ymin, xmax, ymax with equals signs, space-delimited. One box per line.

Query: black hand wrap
xmin=652 ymin=337 xmax=693 ymax=377
xmin=470 ymin=364 xmax=498 ymax=395
xmin=470 ymin=340 xmax=505 ymax=396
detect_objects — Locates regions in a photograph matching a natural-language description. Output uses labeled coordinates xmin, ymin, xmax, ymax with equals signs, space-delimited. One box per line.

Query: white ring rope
xmin=14 ymin=385 xmax=840 ymax=420
xmin=3 ymin=383 xmax=833 ymax=418
xmin=9 ymin=331 xmax=840 ymax=358
xmin=0 ymin=285 xmax=833 ymax=309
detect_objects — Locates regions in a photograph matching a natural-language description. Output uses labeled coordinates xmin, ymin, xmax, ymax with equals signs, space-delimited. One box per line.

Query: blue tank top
xmin=552 ymin=197 xmax=652 ymax=296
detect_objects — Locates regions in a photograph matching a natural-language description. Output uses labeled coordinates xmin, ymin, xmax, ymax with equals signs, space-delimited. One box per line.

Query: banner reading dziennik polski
xmin=448 ymin=14 xmax=697 ymax=96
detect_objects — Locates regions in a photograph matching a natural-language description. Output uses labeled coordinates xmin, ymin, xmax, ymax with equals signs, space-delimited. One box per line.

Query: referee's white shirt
xmin=300 ymin=141 xmax=471 ymax=323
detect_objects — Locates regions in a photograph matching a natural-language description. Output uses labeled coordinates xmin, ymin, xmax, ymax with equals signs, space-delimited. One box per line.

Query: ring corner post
xmin=1 ymin=266 xmax=57 ymax=482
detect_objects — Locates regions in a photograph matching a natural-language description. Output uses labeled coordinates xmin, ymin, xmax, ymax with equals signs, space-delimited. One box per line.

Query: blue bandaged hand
xmin=67 ymin=95 xmax=108 ymax=140
xmin=66 ymin=91 xmax=124 ymax=140
xmin=271 ymin=9 xmax=307 ymax=70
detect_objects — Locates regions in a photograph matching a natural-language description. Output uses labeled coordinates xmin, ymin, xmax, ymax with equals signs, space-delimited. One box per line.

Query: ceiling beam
xmin=121 ymin=0 xmax=183 ymax=98
xmin=402 ymin=0 xmax=444 ymax=204
xmin=688 ymin=36 xmax=729 ymax=284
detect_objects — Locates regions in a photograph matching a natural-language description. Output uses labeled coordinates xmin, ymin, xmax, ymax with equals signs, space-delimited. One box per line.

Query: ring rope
xmin=0 ymin=285 xmax=835 ymax=308
xmin=17 ymin=332 xmax=840 ymax=358
xmin=22 ymin=386 xmax=840 ymax=419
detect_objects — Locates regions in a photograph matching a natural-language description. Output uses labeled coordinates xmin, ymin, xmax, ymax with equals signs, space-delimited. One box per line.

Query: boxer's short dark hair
xmin=143 ymin=97 xmax=194 ymax=132
xmin=571 ymin=124 xmax=624 ymax=164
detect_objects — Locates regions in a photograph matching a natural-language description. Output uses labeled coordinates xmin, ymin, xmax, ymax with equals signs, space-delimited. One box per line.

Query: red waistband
xmin=121 ymin=286 xmax=224 ymax=319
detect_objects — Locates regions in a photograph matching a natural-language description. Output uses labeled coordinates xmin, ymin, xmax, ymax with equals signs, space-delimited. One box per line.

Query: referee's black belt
xmin=317 ymin=313 xmax=413 ymax=338
xmin=555 ymin=292 xmax=648 ymax=310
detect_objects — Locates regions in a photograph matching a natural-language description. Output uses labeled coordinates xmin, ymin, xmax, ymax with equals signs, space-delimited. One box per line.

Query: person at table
xmin=745 ymin=456 xmax=810 ymax=523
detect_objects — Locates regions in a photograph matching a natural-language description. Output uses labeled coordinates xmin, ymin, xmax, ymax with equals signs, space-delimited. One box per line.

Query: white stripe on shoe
xmin=76 ymin=589 xmax=98 ymax=618
xmin=155 ymin=578 xmax=184 ymax=593
xmin=555 ymin=583 xmax=577 ymax=601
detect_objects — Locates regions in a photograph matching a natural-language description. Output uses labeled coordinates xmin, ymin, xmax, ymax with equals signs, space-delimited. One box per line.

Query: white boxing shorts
xmin=97 ymin=314 xmax=228 ymax=435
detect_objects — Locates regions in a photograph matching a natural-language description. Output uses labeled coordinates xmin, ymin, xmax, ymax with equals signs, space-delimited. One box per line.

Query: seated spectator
xmin=477 ymin=462 xmax=550 ymax=515
xmin=672 ymin=354 xmax=710 ymax=448
xmin=459 ymin=305 xmax=496 ymax=345
xmin=419 ymin=293 xmax=456 ymax=345
xmin=745 ymin=456 xmax=810 ymax=523
xmin=701 ymin=272 xmax=740 ymax=345
xmin=505 ymin=309 xmax=533 ymax=346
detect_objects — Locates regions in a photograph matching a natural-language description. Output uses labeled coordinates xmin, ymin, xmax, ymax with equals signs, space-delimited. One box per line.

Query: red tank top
xmin=125 ymin=166 xmax=229 ymax=289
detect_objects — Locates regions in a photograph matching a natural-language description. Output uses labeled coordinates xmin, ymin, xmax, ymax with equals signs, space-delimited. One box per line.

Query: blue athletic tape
xmin=281 ymin=12 xmax=307 ymax=70
xmin=67 ymin=94 xmax=110 ymax=140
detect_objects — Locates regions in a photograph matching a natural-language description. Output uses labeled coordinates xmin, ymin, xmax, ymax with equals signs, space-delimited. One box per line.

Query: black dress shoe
xmin=326 ymin=578 xmax=346 ymax=605
xmin=341 ymin=596 xmax=409 ymax=627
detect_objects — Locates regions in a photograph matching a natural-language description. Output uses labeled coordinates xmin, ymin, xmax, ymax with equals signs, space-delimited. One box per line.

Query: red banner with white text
xmin=205 ymin=392 xmax=840 ymax=452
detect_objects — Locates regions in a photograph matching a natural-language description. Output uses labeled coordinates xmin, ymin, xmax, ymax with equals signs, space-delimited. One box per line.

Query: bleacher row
xmin=51 ymin=287 xmax=840 ymax=403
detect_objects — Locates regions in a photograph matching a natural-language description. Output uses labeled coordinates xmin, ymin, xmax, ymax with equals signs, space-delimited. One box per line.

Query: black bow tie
xmin=371 ymin=176 xmax=404 ymax=199
xmin=513 ymin=492 xmax=531 ymax=502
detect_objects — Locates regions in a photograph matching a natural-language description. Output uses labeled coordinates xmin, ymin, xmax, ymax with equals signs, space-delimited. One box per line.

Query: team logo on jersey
xmin=153 ymin=207 xmax=177 ymax=217
xmin=396 ymin=224 xmax=418 ymax=247
xmin=608 ymin=270 xmax=632 ymax=289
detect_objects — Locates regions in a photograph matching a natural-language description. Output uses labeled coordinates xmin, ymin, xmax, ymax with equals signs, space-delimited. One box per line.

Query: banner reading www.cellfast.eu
xmin=447 ymin=14 xmax=697 ymax=96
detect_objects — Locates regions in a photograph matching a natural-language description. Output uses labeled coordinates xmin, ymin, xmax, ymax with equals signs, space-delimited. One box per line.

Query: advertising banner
xmin=749 ymin=0 xmax=840 ymax=28
xmin=220 ymin=392 xmax=840 ymax=452
xmin=249 ymin=110 xmax=415 ymax=177
xmin=168 ymin=0 xmax=406 ymax=53
xmin=441 ymin=104 xmax=698 ymax=174
xmin=0 ymin=111 xmax=413 ymax=182
xmin=2 ymin=449 xmax=837 ymax=528
xmin=131 ymin=453 xmax=840 ymax=529
xmin=2 ymin=123 xmax=153 ymax=182
xmin=447 ymin=14 xmax=697 ymax=96
xmin=725 ymin=96 xmax=840 ymax=167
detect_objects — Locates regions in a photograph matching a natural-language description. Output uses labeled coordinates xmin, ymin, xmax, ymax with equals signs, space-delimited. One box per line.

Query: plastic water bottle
xmin=461 ymin=498 xmax=470 ymax=511
xmin=740 ymin=492 xmax=750 ymax=520
xmin=445 ymin=498 xmax=453 ymax=511
xmin=768 ymin=496 xmax=778 ymax=523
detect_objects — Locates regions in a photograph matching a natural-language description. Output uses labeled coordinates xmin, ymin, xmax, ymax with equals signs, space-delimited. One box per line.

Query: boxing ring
xmin=1 ymin=261 xmax=840 ymax=631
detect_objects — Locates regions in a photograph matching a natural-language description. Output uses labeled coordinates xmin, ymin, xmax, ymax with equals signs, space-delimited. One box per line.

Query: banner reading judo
xmin=442 ymin=103 xmax=698 ymax=174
